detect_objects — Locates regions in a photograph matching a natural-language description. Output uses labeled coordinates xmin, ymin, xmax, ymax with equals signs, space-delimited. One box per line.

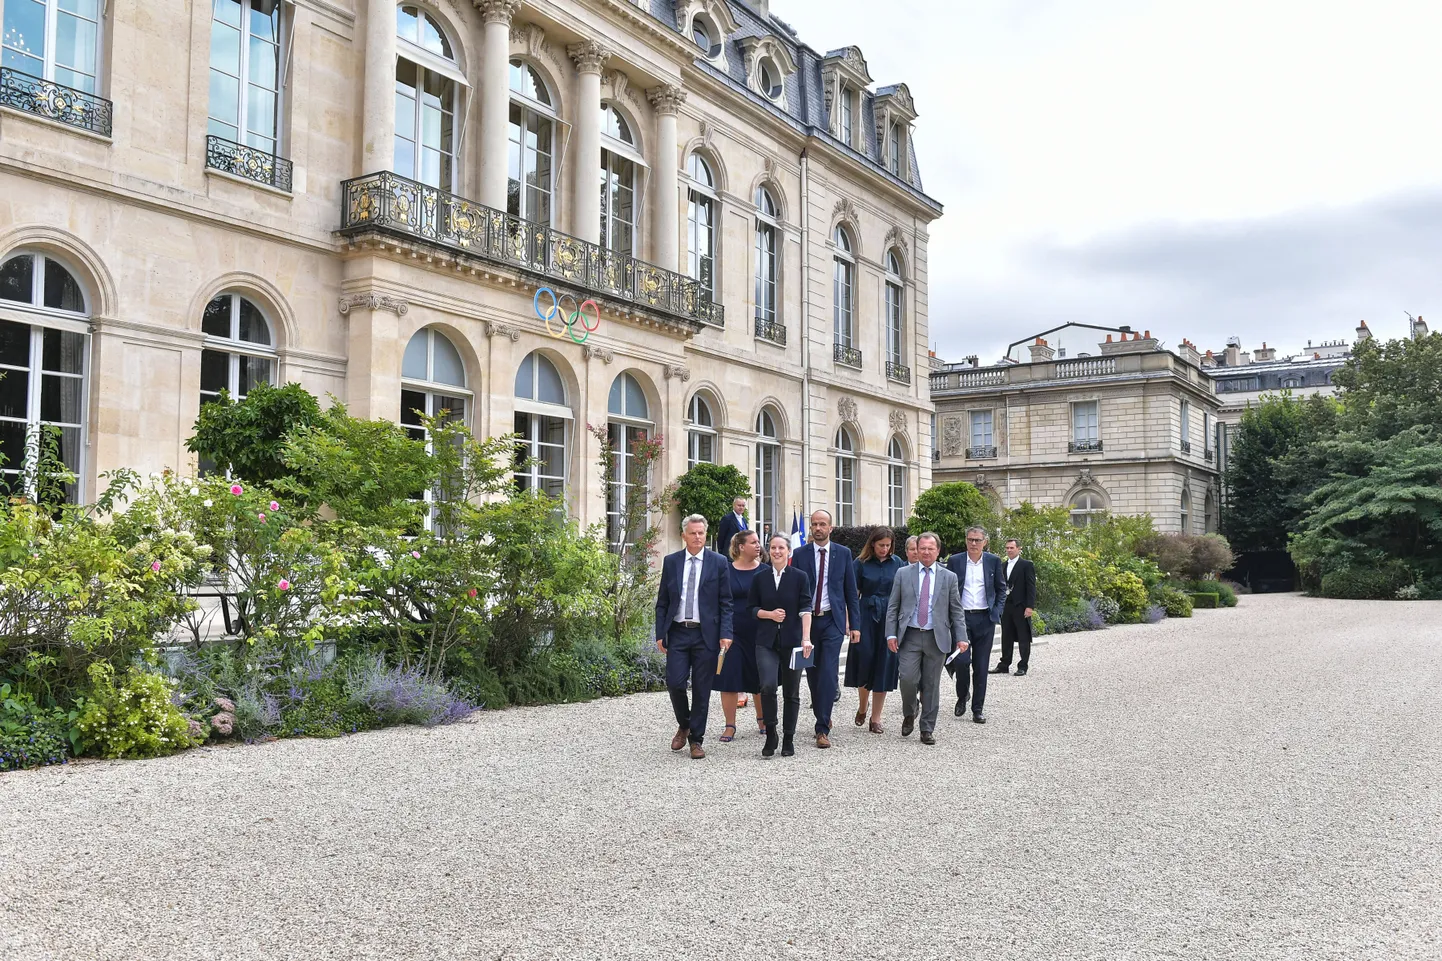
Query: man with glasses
xmin=945 ymin=526 xmax=1007 ymax=723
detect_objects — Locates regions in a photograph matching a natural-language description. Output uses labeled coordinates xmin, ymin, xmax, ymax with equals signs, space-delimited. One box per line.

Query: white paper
xmin=945 ymin=647 xmax=966 ymax=665
xmin=790 ymin=646 xmax=805 ymax=669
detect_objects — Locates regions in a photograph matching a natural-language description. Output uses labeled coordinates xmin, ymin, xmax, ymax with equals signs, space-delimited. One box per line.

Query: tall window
xmin=1073 ymin=400 xmax=1099 ymax=446
xmin=599 ymin=103 xmax=639 ymax=255
xmin=1204 ymin=491 xmax=1216 ymax=533
xmin=208 ymin=0 xmax=283 ymax=153
xmin=200 ymin=293 xmax=274 ymax=409
xmin=833 ymin=225 xmax=855 ymax=348
xmin=1070 ymin=491 xmax=1105 ymax=528
xmin=1203 ymin=411 xmax=1213 ymax=454
xmin=606 ymin=372 xmax=650 ymax=547
xmin=0 ymin=253 xmax=87 ymax=503
xmin=1180 ymin=489 xmax=1191 ymax=533
xmin=2 ymin=0 xmax=101 ymax=93
xmin=507 ymin=60 xmax=555 ymax=226
xmin=687 ymin=393 xmax=716 ymax=468
xmin=885 ymin=249 xmax=904 ymax=366
xmin=395 ymin=5 xmax=460 ymax=189
xmin=513 ymin=351 xmax=568 ymax=499
xmin=401 ymin=327 xmax=469 ymax=530
xmin=969 ymin=409 xmax=993 ymax=451
xmin=754 ymin=185 xmax=779 ymax=327
xmin=1180 ymin=399 xmax=1191 ymax=450
xmin=834 ymin=426 xmax=856 ymax=527
xmin=888 ymin=123 xmax=903 ymax=175
xmin=838 ymin=83 xmax=853 ymax=144
xmin=755 ymin=407 xmax=780 ymax=538
xmin=886 ymin=436 xmax=906 ymax=527
xmin=686 ymin=153 xmax=717 ymax=296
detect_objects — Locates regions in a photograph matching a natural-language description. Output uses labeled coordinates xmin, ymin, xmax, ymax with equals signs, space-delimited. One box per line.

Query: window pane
xmin=238 ymin=355 xmax=272 ymax=396
xmin=238 ymin=298 xmax=270 ymax=345
xmin=247 ymin=84 xmax=277 ymax=141
xmin=6 ymin=0 xmax=47 ymax=63
xmin=200 ymin=349 xmax=229 ymax=395
xmin=401 ymin=330 xmax=429 ymax=380
xmin=209 ymin=70 xmax=240 ymax=127
xmin=513 ymin=352 xmax=534 ymax=399
xmin=213 ymin=0 xmax=243 ymax=27
xmin=0 ymin=319 xmax=31 ymax=367
xmin=54 ymin=11 xmax=97 ymax=78
xmin=40 ymin=374 xmax=82 ymax=424
xmin=42 ymin=329 xmax=84 ymax=374
xmin=400 ymin=389 xmax=426 ymax=428
xmin=0 ymin=257 xmax=34 ymax=305
xmin=0 ymin=422 xmax=27 ymax=477
xmin=435 ymin=394 xmax=466 ymax=427
xmin=430 ymin=332 xmax=464 ymax=387
xmin=624 ymin=375 xmax=647 ymax=419
xmin=0 ymin=367 xmax=30 ymax=418
xmin=202 ymin=296 xmax=231 ymax=338
xmin=535 ymin=354 xmax=565 ymax=405
xmin=42 ymin=259 xmax=85 ymax=312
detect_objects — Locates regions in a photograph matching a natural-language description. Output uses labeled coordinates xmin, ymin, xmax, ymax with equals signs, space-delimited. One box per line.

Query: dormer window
xmin=759 ymin=58 xmax=782 ymax=99
xmin=888 ymin=123 xmax=903 ymax=174
xmin=839 ymin=83 xmax=853 ymax=144
xmin=691 ymin=14 xmax=721 ymax=58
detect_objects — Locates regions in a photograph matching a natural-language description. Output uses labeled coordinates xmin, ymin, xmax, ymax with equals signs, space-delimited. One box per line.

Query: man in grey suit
xmin=885 ymin=531 xmax=968 ymax=745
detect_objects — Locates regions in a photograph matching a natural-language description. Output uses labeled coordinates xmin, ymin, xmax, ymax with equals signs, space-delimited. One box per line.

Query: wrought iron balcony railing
xmin=339 ymin=171 xmax=723 ymax=329
xmin=754 ymin=317 xmax=786 ymax=345
xmin=1180 ymin=440 xmax=1193 ymax=454
xmin=966 ymin=445 xmax=997 ymax=459
xmin=1205 ymin=448 xmax=1215 ymax=462
xmin=886 ymin=361 xmax=911 ymax=384
xmin=1069 ymin=439 xmax=1104 ymax=454
xmin=206 ymin=135 xmax=293 ymax=192
xmin=0 ymin=67 xmax=112 ymax=137
xmin=833 ymin=343 xmax=862 ymax=368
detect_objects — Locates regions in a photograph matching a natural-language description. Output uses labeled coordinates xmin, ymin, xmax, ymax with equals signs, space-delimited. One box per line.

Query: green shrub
xmin=910 ymin=482 xmax=997 ymax=557
xmin=1189 ymin=592 xmax=1220 ymax=609
xmin=0 ymin=685 xmax=79 ymax=771
xmin=186 ymin=382 xmax=323 ymax=486
xmin=1091 ymin=595 xmax=1122 ymax=624
xmin=1030 ymin=613 xmax=1048 ymax=636
xmin=1158 ymin=587 xmax=1194 ymax=618
xmin=76 ymin=663 xmax=200 ymax=759
xmin=1318 ymin=563 xmax=1414 ymax=600
xmin=1185 ymin=579 xmax=1238 ymax=607
xmin=672 ymin=463 xmax=751 ymax=536
xmin=1099 ymin=568 xmax=1149 ymax=622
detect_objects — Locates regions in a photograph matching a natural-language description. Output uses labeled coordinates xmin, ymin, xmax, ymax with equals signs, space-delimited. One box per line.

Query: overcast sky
xmin=775 ymin=0 xmax=1440 ymax=363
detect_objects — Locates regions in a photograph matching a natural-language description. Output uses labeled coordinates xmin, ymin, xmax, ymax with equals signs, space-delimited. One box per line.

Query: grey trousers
xmin=898 ymin=627 xmax=946 ymax=733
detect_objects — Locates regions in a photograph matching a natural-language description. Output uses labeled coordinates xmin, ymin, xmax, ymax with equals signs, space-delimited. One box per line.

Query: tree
xmin=672 ymin=463 xmax=751 ymax=534
xmin=1222 ymin=395 xmax=1307 ymax=552
xmin=187 ymin=382 xmax=323 ymax=486
xmin=908 ymin=482 xmax=997 ymax=557
xmin=1331 ymin=331 xmax=1442 ymax=441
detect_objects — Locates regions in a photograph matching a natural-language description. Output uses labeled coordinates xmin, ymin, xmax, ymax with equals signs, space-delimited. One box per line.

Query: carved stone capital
xmin=567 ymin=40 xmax=613 ymax=75
xmin=338 ymin=293 xmax=408 ymax=316
xmin=484 ymin=320 xmax=521 ymax=342
xmin=838 ymin=396 xmax=858 ymax=423
xmin=473 ymin=0 xmax=522 ymax=25
xmin=663 ymin=363 xmax=691 ymax=382
xmin=583 ymin=344 xmax=615 ymax=364
xmin=646 ymin=84 xmax=688 ymax=116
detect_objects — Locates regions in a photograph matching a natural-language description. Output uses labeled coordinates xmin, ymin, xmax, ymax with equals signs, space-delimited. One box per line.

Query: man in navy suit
xmin=655 ymin=514 xmax=734 ymax=759
xmin=716 ymin=496 xmax=749 ymax=558
xmin=945 ymin=526 xmax=1008 ymax=724
xmin=791 ymin=509 xmax=860 ymax=748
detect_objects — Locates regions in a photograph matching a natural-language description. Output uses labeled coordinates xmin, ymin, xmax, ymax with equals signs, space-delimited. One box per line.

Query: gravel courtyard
xmin=2 ymin=593 xmax=1439 ymax=961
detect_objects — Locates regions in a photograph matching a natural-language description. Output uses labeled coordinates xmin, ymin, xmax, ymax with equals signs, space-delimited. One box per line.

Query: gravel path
xmin=3 ymin=594 xmax=1440 ymax=961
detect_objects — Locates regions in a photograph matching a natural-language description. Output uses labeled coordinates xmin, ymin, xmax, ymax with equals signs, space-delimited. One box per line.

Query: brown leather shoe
xmin=689 ymin=742 xmax=706 ymax=759
xmin=671 ymin=727 xmax=690 ymax=751
xmin=868 ymin=720 xmax=885 ymax=735
xmin=816 ymin=733 xmax=831 ymax=749
xmin=901 ymin=716 xmax=915 ymax=737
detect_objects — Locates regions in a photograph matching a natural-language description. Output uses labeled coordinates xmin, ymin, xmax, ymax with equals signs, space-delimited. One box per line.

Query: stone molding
xmin=484 ymin=320 xmax=520 ymax=341
xmin=646 ymin=84 xmax=688 ymax=116
xmin=567 ymin=40 xmax=613 ymax=75
xmin=663 ymin=363 xmax=691 ymax=382
xmin=838 ymin=395 xmax=858 ymax=423
xmin=583 ymin=344 xmax=615 ymax=364
xmin=884 ymin=225 xmax=910 ymax=264
xmin=338 ymin=293 xmax=408 ymax=316
xmin=473 ymin=0 xmax=522 ymax=26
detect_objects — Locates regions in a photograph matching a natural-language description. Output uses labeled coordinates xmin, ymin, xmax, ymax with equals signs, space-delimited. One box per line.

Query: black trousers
xmin=998 ymin=605 xmax=1032 ymax=669
xmin=955 ymin=610 xmax=996 ymax=713
xmin=755 ymin=643 xmax=802 ymax=743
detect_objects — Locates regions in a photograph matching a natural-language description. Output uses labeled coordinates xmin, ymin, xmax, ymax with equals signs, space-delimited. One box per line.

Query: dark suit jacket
xmin=1004 ymin=557 xmax=1037 ymax=611
xmin=654 ymin=548 xmax=734 ymax=649
xmin=747 ymin=566 xmax=815 ymax=654
xmin=791 ymin=541 xmax=861 ymax=638
xmin=945 ymin=551 xmax=1008 ymax=624
xmin=716 ymin=512 xmax=748 ymax=558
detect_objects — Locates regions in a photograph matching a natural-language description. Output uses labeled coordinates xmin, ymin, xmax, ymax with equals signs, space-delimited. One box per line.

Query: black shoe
xmin=901 ymin=716 xmax=915 ymax=737
xmin=1014 ymin=667 xmax=1028 ymax=677
xmin=762 ymin=730 xmax=778 ymax=757
xmin=781 ymin=740 xmax=795 ymax=757
xmin=989 ymin=664 xmax=1010 ymax=675
xmin=920 ymin=731 xmax=936 ymax=745
xmin=954 ymin=698 xmax=967 ymax=717
xmin=972 ymin=712 xmax=987 ymax=724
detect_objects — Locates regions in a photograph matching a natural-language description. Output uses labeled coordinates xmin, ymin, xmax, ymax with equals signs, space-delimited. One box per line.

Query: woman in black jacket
xmin=747 ymin=534 xmax=814 ymax=757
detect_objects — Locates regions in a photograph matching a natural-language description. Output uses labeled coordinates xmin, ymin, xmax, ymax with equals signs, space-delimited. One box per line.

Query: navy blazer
xmin=747 ymin=565 xmax=814 ymax=654
xmin=654 ymin=548 xmax=734 ymax=650
xmin=791 ymin=541 xmax=861 ymax=638
xmin=945 ymin=551 xmax=1008 ymax=624
xmin=716 ymin=511 xmax=748 ymax=558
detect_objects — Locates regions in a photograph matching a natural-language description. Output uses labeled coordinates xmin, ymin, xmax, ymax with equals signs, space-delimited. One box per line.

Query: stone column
xmin=646 ymin=85 xmax=686 ymax=272
xmin=475 ymin=0 xmax=521 ymax=209
xmin=340 ymin=294 xmax=408 ymax=422
xmin=361 ymin=0 xmax=396 ymax=172
xmin=567 ymin=41 xmax=612 ymax=244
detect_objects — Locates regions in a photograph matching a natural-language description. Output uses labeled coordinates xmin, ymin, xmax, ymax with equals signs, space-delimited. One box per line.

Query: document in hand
xmin=944 ymin=645 xmax=968 ymax=678
xmin=790 ymin=646 xmax=817 ymax=670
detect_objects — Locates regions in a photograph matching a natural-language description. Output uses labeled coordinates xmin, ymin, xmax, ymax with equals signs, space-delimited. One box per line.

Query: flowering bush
xmin=1098 ymin=568 xmax=1149 ymax=623
xmin=0 ymin=684 xmax=78 ymax=771
xmin=75 ymin=663 xmax=201 ymax=759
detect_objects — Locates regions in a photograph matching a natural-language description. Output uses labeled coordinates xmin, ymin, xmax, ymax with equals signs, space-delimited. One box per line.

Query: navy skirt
xmin=843 ymin=615 xmax=899 ymax=692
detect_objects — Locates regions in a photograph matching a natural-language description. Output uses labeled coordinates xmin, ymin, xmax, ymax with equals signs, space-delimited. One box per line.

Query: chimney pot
xmin=1106 ymin=334 xmax=1113 ymax=343
xmin=1144 ymin=330 xmax=1151 ymax=339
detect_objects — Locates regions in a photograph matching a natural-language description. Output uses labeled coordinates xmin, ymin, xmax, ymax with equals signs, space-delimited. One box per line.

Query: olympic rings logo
xmin=533 ymin=287 xmax=601 ymax=344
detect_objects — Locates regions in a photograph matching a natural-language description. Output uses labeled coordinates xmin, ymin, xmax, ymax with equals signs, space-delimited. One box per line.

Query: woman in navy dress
xmin=846 ymin=527 xmax=906 ymax=734
xmin=715 ymin=529 xmax=763 ymax=742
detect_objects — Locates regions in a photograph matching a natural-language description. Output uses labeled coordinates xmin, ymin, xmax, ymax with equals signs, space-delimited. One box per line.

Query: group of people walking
xmin=655 ymin=502 xmax=1038 ymax=759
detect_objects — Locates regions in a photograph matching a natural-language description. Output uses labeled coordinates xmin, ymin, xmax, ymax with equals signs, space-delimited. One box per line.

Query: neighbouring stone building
xmin=930 ymin=326 xmax=1222 ymax=535
xmin=0 ymin=0 xmax=941 ymax=545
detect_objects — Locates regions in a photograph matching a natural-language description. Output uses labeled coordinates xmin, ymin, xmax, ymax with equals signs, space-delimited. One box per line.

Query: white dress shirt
xmin=734 ymin=511 xmax=748 ymax=530
xmin=962 ymin=555 xmax=988 ymax=611
xmin=1006 ymin=557 xmax=1018 ymax=580
xmin=674 ymin=549 xmax=705 ymax=622
xmin=772 ymin=566 xmax=785 ymax=589
xmin=908 ymin=563 xmax=939 ymax=630
xmin=812 ymin=542 xmax=831 ymax=613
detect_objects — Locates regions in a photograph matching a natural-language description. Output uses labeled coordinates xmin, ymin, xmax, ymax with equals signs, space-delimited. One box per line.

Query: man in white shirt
xmin=944 ymin=526 xmax=1007 ymax=723
xmin=992 ymin=538 xmax=1037 ymax=676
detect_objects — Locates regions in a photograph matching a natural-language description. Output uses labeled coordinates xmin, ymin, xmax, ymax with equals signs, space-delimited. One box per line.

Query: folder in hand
xmin=944 ymin=645 xmax=968 ymax=678
xmin=790 ymin=645 xmax=816 ymax=670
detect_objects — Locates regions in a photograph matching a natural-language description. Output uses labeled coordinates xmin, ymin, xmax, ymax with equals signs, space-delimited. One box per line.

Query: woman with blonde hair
xmin=847 ymin=527 xmax=907 ymax=733
xmin=715 ymin=529 xmax=764 ymax=740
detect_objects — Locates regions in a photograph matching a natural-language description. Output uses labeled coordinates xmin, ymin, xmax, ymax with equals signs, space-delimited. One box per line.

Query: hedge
xmin=1189 ymin=592 xmax=1220 ymax=609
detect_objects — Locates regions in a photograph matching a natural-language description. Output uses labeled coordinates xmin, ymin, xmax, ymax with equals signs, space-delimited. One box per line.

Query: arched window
xmin=887 ymin=436 xmax=906 ymax=527
xmin=834 ymin=426 xmax=856 ymax=527
xmin=208 ymin=0 xmax=285 ymax=155
xmin=833 ymin=224 xmax=855 ymax=352
xmin=401 ymin=327 xmax=469 ymax=530
xmin=600 ymin=103 xmax=639 ymax=254
xmin=754 ymin=185 xmax=779 ymax=331
xmin=395 ymin=5 xmax=462 ymax=189
xmin=1204 ymin=490 xmax=1216 ymax=534
xmin=508 ymin=59 xmax=555 ymax=226
xmin=687 ymin=153 xmax=717 ymax=297
xmin=1070 ymin=490 xmax=1105 ymax=528
xmin=754 ymin=407 xmax=781 ymax=538
xmin=1180 ymin=489 xmax=1191 ymax=534
xmin=0 ymin=252 xmax=88 ymax=502
xmin=513 ymin=351 xmax=568 ymax=498
xmin=200 ymin=293 xmax=275 ymax=410
xmin=687 ymin=392 xmax=716 ymax=468
xmin=2 ymin=0 xmax=102 ymax=94
xmin=885 ymin=249 xmax=904 ymax=368
xmin=606 ymin=372 xmax=651 ymax=547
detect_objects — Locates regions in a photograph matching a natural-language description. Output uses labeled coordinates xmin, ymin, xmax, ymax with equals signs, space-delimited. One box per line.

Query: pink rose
xmin=230 ymin=484 xmax=243 ymax=496
xmin=269 ymin=500 xmax=279 ymax=512
xmin=277 ymin=578 xmax=290 ymax=591
xmin=151 ymin=560 xmax=162 ymax=572
xmin=258 ymin=512 xmax=267 ymax=523
xmin=411 ymin=551 xmax=421 ymax=559
xmin=468 ymin=587 xmax=478 ymax=598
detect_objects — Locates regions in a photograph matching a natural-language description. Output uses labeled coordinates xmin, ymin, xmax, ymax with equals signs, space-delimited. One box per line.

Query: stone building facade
xmin=0 ymin=0 xmax=941 ymax=545
xmin=930 ymin=329 xmax=1222 ymax=535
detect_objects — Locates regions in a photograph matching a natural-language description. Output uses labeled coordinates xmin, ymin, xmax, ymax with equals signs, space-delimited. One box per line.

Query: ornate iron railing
xmin=966 ymin=445 xmax=997 ymax=459
xmin=339 ymin=171 xmax=723 ymax=329
xmin=206 ymin=135 xmax=293 ymax=192
xmin=0 ymin=67 xmax=112 ymax=137
xmin=886 ymin=361 xmax=911 ymax=384
xmin=1205 ymin=448 xmax=1215 ymax=462
xmin=1180 ymin=440 xmax=1193 ymax=454
xmin=754 ymin=317 xmax=786 ymax=345
xmin=833 ymin=343 xmax=862 ymax=368
xmin=1068 ymin=439 xmax=1104 ymax=454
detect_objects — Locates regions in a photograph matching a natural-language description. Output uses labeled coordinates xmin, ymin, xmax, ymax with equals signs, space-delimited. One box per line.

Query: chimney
xmin=1356 ymin=319 xmax=1372 ymax=342
xmin=1223 ymin=345 xmax=1240 ymax=367
xmin=1253 ymin=341 xmax=1277 ymax=362
xmin=965 ymin=354 xmax=980 ymax=369
xmin=1412 ymin=315 xmax=1429 ymax=340
xmin=1100 ymin=329 xmax=1161 ymax=356
xmin=1028 ymin=337 xmax=1055 ymax=363
xmin=1176 ymin=338 xmax=1201 ymax=367
xmin=1202 ymin=349 xmax=1217 ymax=368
